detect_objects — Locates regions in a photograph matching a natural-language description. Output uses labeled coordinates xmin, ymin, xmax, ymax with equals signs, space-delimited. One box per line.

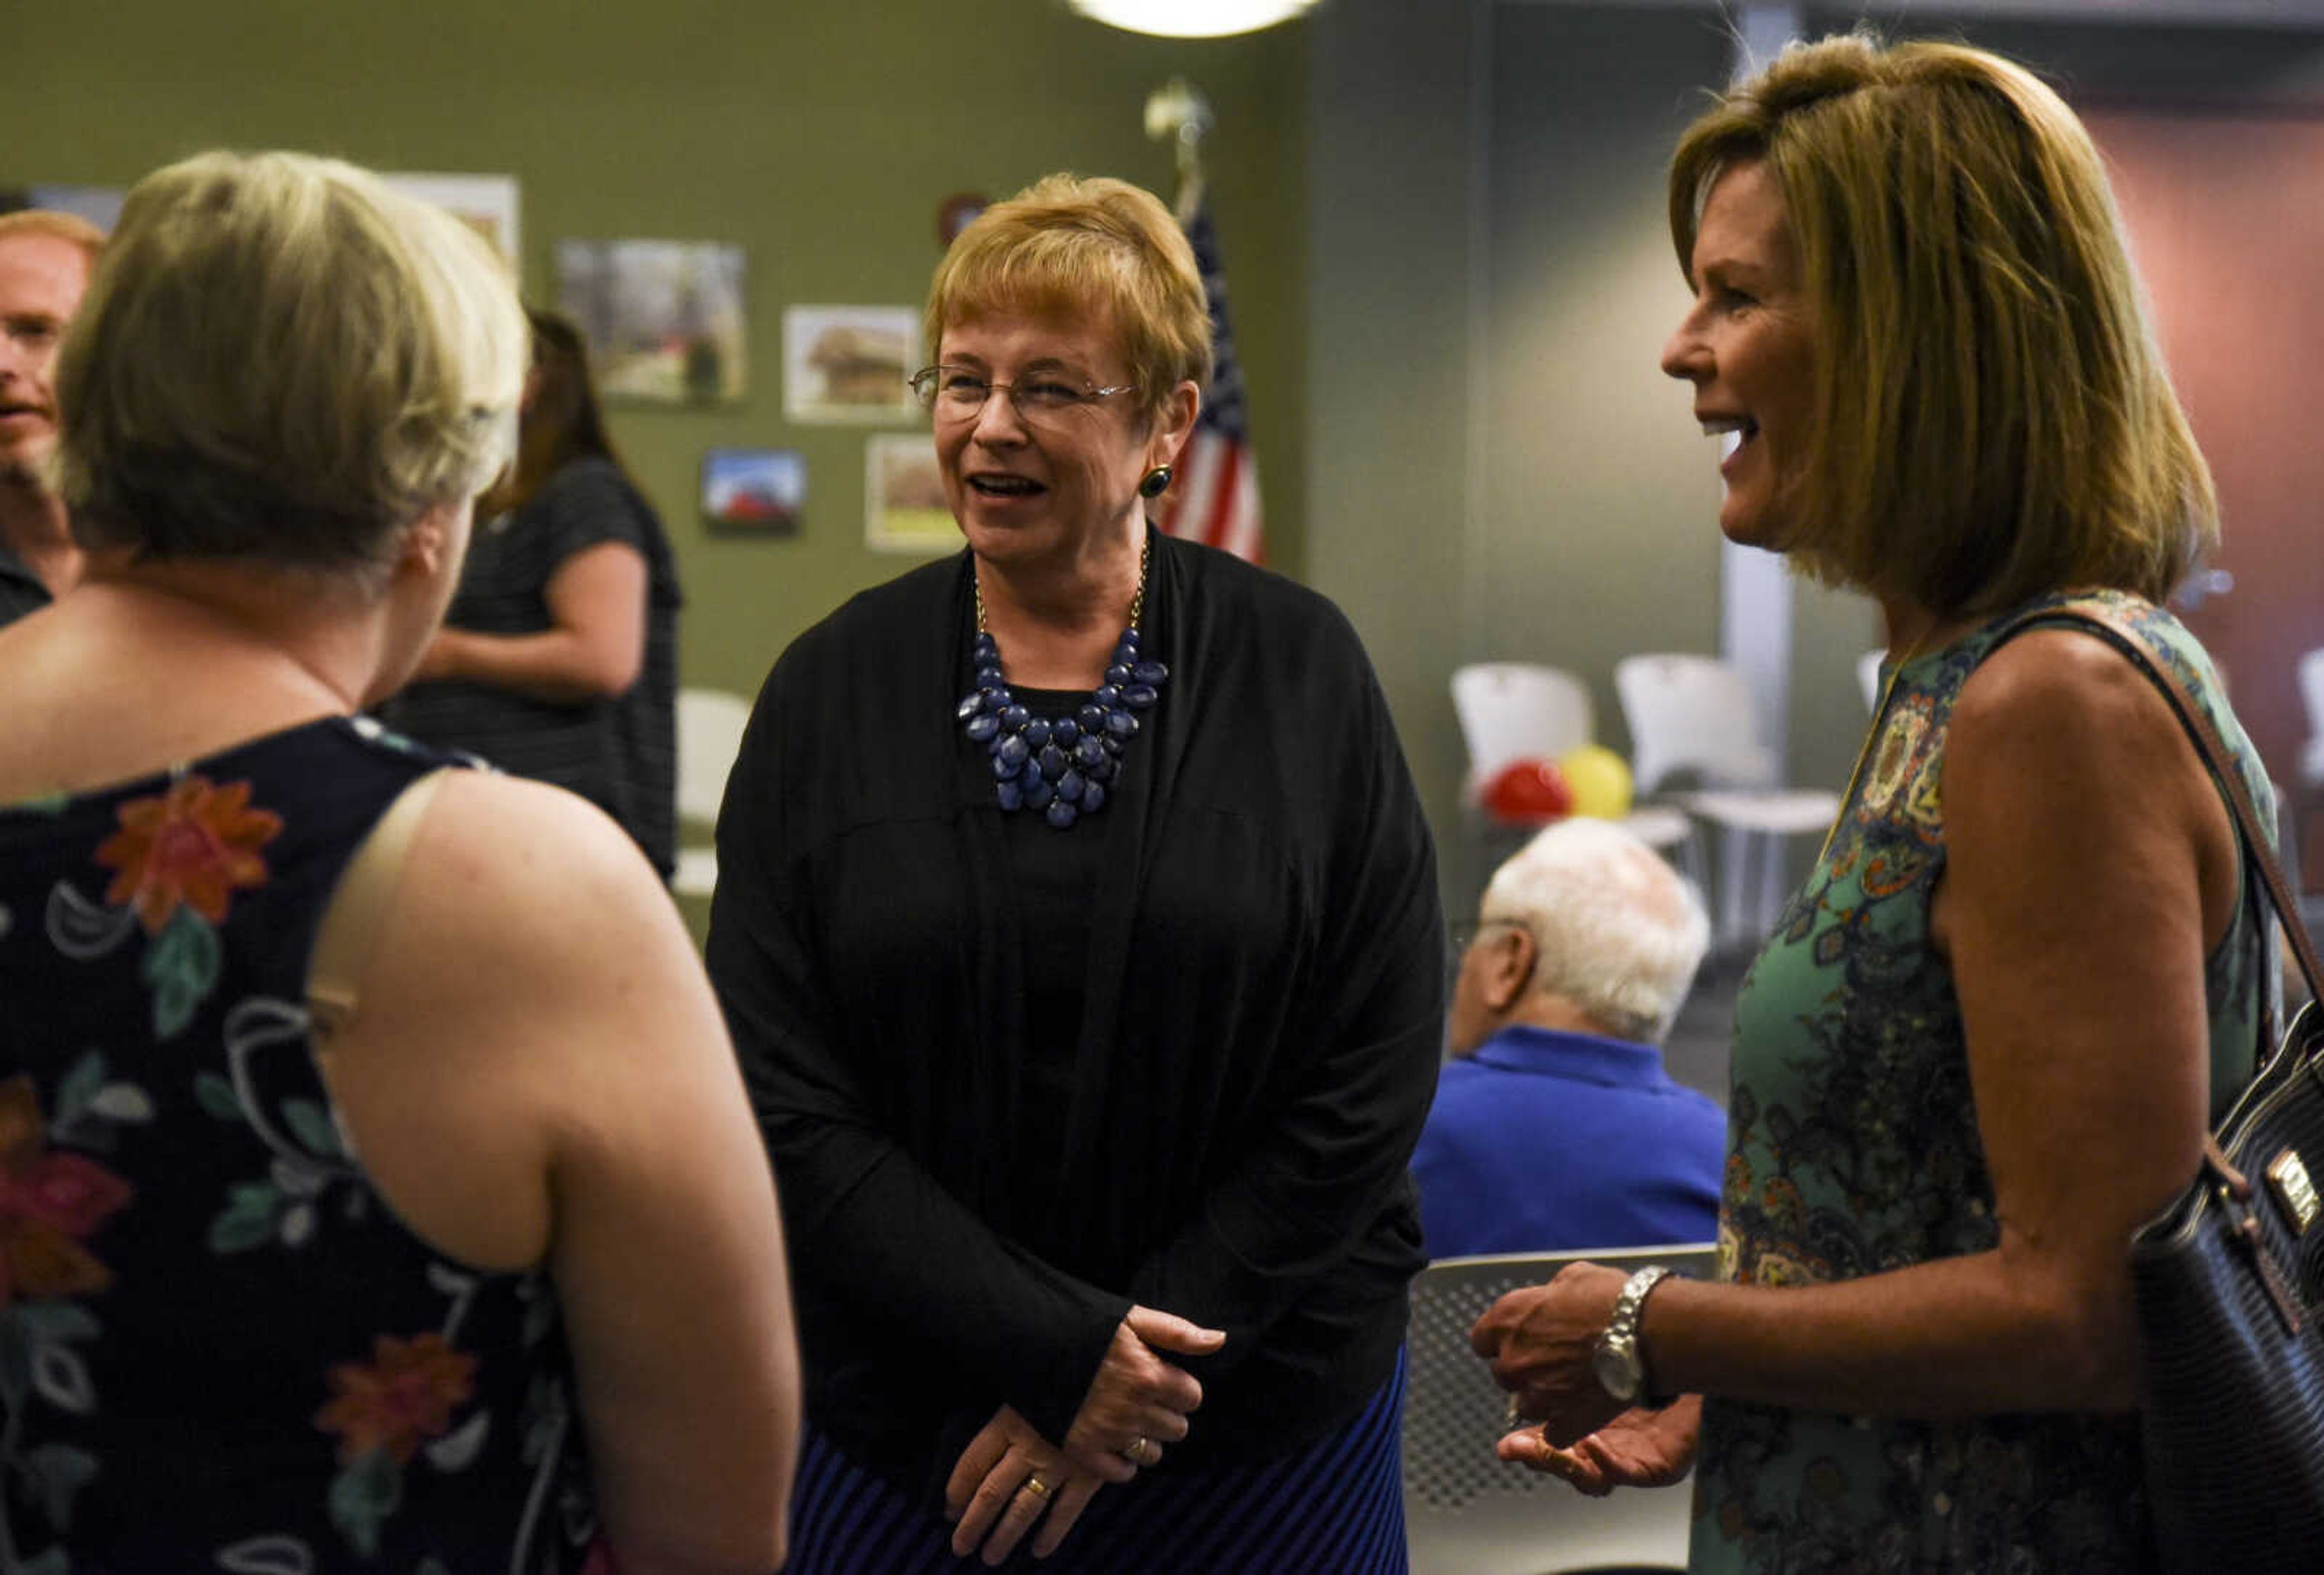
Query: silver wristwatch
xmin=1591 ymin=1265 xmax=1678 ymax=1406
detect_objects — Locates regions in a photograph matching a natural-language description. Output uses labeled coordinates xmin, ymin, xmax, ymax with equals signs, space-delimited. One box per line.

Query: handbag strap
xmin=1995 ymin=602 xmax=2322 ymax=1008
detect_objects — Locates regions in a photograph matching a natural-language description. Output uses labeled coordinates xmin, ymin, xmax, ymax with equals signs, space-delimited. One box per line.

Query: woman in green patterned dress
xmin=1468 ymin=34 xmax=2275 ymax=1573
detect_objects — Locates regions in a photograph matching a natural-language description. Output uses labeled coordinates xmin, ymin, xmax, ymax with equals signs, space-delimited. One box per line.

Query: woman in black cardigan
xmin=706 ymin=173 xmax=1443 ymax=1571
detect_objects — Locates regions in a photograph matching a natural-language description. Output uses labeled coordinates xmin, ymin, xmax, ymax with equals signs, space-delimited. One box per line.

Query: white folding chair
xmin=1451 ymin=663 xmax=1704 ymax=884
xmin=1613 ymin=654 xmax=1840 ymax=949
xmin=672 ymin=687 xmax=753 ymax=898
xmin=1405 ymin=1244 xmax=1715 ymax=1574
xmin=1453 ymin=663 xmax=1596 ymax=800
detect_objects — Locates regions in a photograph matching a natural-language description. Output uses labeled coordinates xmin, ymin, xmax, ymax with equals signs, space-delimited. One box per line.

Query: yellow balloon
xmin=1558 ymin=743 xmax=1633 ymax=820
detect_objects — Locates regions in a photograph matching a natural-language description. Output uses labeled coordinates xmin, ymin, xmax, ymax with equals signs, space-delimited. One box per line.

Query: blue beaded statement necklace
xmin=956 ymin=538 xmax=1170 ymax=830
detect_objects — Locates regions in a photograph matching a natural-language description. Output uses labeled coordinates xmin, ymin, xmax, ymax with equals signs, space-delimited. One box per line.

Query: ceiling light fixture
xmin=1069 ymin=0 xmax=1322 ymax=40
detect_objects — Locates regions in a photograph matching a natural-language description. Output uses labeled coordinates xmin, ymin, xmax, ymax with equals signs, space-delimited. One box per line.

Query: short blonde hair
xmin=1480 ymin=818 xmax=1709 ymax=1045
xmin=58 ymin=151 xmax=527 ymax=580
xmin=925 ymin=173 xmax=1212 ymax=423
xmin=0 ymin=208 xmax=105 ymax=265
xmin=1669 ymin=34 xmax=2214 ymax=617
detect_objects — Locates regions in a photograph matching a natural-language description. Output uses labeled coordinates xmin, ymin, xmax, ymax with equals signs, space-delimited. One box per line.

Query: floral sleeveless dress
xmin=1690 ymin=591 xmax=2275 ymax=1574
xmin=0 ymin=716 xmax=599 ymax=1571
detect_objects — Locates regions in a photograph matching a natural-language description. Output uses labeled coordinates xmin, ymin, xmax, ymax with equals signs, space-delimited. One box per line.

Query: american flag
xmin=1155 ymin=195 xmax=1264 ymax=563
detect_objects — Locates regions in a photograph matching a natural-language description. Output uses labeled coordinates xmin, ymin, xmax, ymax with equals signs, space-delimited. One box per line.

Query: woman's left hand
xmin=1498 ymin=1395 xmax=1702 ymax=1496
xmin=1468 ymin=1260 xmax=1632 ymax=1447
xmin=945 ymin=1404 xmax=1105 ymax=1565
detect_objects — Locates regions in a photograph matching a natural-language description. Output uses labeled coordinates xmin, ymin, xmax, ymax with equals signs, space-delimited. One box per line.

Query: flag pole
xmin=1144 ymin=77 xmax=1212 ymax=220
xmin=1137 ymin=76 xmax=1265 ymax=565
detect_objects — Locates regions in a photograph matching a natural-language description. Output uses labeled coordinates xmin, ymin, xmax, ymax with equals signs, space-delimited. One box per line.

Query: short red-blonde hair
xmin=925 ymin=173 xmax=1212 ymax=425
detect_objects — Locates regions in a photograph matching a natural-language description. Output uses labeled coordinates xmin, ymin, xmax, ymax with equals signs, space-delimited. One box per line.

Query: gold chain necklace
xmin=973 ymin=533 xmax=1149 ymax=635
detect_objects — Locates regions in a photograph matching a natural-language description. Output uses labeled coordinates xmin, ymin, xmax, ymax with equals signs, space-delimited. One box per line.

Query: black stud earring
xmin=1139 ymin=465 xmax=1173 ymax=499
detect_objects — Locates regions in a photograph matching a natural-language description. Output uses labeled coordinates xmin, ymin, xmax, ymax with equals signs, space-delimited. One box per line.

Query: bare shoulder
xmin=400 ymin=769 xmax=677 ymax=964
xmin=313 ymin=770 xmax=704 ymax=1269
xmin=1949 ymin=626 xmax=2181 ymax=764
xmin=344 ymin=769 xmax=712 ymax=1165
xmin=1942 ymin=622 xmax=2234 ymax=942
xmin=410 ymin=766 xmax=658 ymax=884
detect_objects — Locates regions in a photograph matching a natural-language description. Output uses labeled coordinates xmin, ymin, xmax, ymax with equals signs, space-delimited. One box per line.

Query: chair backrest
xmin=675 ymin=687 xmax=753 ymax=827
xmin=1405 ymin=1243 xmax=1716 ymax=1574
xmin=2299 ymin=649 xmax=2324 ymax=739
xmin=1856 ymin=648 xmax=1885 ymax=714
xmin=1452 ymin=663 xmax=1595 ymax=796
xmin=1612 ymin=654 xmax=1776 ymax=795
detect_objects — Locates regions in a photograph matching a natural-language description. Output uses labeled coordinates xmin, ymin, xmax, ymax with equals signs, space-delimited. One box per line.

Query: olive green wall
xmin=15 ymin=0 xmax=1308 ymax=705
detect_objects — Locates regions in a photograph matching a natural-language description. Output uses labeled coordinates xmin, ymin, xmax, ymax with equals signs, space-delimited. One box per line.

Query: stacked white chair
xmin=1451 ymin=663 xmax=1702 ymax=885
xmin=1613 ymin=654 xmax=1840 ymax=949
xmin=672 ymin=687 xmax=753 ymax=899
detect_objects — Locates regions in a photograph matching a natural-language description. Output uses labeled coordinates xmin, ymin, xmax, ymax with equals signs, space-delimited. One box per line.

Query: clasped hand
xmin=945 ymin=1304 xmax=1224 ymax=1563
xmin=1468 ymin=1260 xmax=1634 ymax=1447
xmin=1469 ymin=1261 xmax=1702 ymax=1496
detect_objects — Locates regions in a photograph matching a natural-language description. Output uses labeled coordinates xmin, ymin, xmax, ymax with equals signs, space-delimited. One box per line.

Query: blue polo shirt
xmin=1411 ymin=1023 xmax=1724 ymax=1258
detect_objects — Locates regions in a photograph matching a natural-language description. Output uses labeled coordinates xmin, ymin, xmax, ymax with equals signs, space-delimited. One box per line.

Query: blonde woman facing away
xmin=0 ymin=151 xmax=798 ymax=1571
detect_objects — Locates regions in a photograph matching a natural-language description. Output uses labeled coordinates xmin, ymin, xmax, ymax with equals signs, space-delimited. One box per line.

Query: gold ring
xmin=1023 ymin=1475 xmax=1054 ymax=1499
xmin=1124 ymin=1436 xmax=1151 ymax=1464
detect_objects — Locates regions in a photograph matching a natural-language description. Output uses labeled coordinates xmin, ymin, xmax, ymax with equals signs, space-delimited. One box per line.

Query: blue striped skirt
xmin=786 ymin=1347 xmax=1410 ymax=1572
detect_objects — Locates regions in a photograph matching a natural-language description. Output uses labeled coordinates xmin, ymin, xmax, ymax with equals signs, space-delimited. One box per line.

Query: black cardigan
xmin=706 ymin=531 xmax=1443 ymax=1497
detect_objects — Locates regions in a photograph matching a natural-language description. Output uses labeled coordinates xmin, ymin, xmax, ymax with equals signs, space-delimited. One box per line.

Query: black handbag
xmin=2035 ymin=605 xmax=2324 ymax=1571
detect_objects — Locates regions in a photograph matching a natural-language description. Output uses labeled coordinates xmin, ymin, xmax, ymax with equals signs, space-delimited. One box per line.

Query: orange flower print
xmin=315 ymin=1333 xmax=479 ymax=1465
xmin=96 ymin=775 xmax=283 ymax=935
xmin=0 ymin=1077 xmax=133 ymax=1309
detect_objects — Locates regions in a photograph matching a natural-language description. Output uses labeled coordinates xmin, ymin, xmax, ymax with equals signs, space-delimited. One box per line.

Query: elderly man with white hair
xmin=1414 ymin=818 xmax=1723 ymax=1258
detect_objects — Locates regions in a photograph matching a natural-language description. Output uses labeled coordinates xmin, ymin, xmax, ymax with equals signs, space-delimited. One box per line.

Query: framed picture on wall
xmin=785 ymin=304 xmax=920 ymax=424
xmin=865 ymin=433 xmax=955 ymax=554
xmin=382 ymin=172 xmax=520 ymax=269
xmin=701 ymin=447 xmax=804 ymax=536
xmin=557 ymin=238 xmax=748 ymax=405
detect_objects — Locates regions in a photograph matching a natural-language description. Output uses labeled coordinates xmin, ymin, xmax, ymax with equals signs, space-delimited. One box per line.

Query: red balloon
xmin=1482 ymin=757 xmax=1575 ymax=824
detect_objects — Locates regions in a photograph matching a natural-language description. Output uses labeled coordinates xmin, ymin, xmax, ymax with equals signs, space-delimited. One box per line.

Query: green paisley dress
xmin=1690 ymin=590 xmax=2276 ymax=1574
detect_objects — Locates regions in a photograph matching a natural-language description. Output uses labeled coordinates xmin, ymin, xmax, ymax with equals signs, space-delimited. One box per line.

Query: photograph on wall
xmin=785 ymin=304 xmax=919 ymax=424
xmin=702 ymin=447 xmax=804 ymax=536
xmin=382 ymin=173 xmax=520 ymax=268
xmin=0 ymin=183 xmax=125 ymax=232
xmin=865 ymin=433 xmax=955 ymax=554
xmin=558 ymin=239 xmax=747 ymax=406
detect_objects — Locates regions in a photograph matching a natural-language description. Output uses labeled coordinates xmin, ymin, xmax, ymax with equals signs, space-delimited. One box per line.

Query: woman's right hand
xmin=946 ymin=1406 xmax=1106 ymax=1565
xmin=1060 ymin=1304 xmax=1225 ymax=1481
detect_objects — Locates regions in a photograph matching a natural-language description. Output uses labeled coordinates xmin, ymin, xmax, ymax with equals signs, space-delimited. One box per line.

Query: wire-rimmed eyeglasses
xmin=909 ymin=364 xmax=1137 ymax=425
